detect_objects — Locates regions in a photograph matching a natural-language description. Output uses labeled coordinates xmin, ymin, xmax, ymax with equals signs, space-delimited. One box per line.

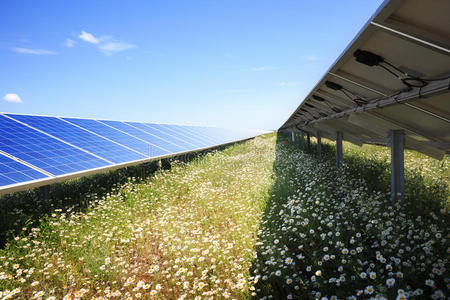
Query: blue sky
xmin=0 ymin=0 xmax=384 ymax=131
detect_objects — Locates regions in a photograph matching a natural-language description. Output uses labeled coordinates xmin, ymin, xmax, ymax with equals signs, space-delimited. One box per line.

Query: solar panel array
xmin=280 ymin=0 xmax=450 ymax=160
xmin=0 ymin=113 xmax=263 ymax=194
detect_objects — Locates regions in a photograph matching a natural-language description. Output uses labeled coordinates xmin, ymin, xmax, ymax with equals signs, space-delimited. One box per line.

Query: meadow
xmin=0 ymin=133 xmax=448 ymax=299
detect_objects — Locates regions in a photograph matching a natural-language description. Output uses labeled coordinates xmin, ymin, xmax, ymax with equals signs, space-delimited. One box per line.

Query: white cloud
xmin=78 ymin=30 xmax=136 ymax=55
xmin=78 ymin=30 xmax=100 ymax=44
xmin=12 ymin=47 xmax=56 ymax=55
xmin=279 ymin=81 xmax=301 ymax=87
xmin=3 ymin=93 xmax=22 ymax=103
xmin=98 ymin=41 xmax=136 ymax=53
xmin=65 ymin=38 xmax=75 ymax=47
xmin=251 ymin=66 xmax=276 ymax=72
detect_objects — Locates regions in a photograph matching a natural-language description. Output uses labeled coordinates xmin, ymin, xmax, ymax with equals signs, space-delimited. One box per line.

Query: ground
xmin=0 ymin=133 xmax=448 ymax=299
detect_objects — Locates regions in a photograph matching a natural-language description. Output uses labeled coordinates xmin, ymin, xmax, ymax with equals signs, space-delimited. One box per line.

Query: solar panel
xmin=124 ymin=122 xmax=196 ymax=151
xmin=0 ymin=115 xmax=109 ymax=176
xmin=142 ymin=123 xmax=203 ymax=149
xmin=281 ymin=0 xmax=450 ymax=159
xmin=7 ymin=114 xmax=145 ymax=164
xmin=62 ymin=117 xmax=159 ymax=157
xmin=188 ymin=126 xmax=234 ymax=145
xmin=176 ymin=125 xmax=220 ymax=146
xmin=0 ymin=153 xmax=48 ymax=186
xmin=158 ymin=124 xmax=214 ymax=147
xmin=146 ymin=123 xmax=212 ymax=148
xmin=98 ymin=120 xmax=184 ymax=154
xmin=0 ymin=113 xmax=264 ymax=194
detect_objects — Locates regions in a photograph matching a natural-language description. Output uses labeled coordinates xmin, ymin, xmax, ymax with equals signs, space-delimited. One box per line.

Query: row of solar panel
xmin=0 ymin=113 xmax=257 ymax=189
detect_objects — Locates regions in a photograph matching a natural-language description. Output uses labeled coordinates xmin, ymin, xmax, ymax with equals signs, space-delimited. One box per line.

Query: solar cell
xmin=99 ymin=120 xmax=184 ymax=154
xmin=178 ymin=125 xmax=223 ymax=145
xmin=0 ymin=115 xmax=109 ymax=176
xmin=0 ymin=153 xmax=48 ymax=186
xmin=156 ymin=124 xmax=213 ymax=147
xmin=7 ymin=114 xmax=145 ymax=164
xmin=144 ymin=123 xmax=211 ymax=148
xmin=128 ymin=122 xmax=199 ymax=151
xmin=63 ymin=118 xmax=156 ymax=157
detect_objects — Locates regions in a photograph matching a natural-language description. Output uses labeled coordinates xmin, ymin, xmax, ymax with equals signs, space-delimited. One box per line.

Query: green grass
xmin=0 ymin=133 xmax=448 ymax=299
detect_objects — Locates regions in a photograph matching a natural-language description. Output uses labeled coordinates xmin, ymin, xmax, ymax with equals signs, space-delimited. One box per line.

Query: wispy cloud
xmin=279 ymin=81 xmax=301 ymax=87
xmin=98 ymin=41 xmax=136 ymax=53
xmin=78 ymin=31 xmax=100 ymax=44
xmin=12 ymin=47 xmax=56 ymax=55
xmin=302 ymin=55 xmax=318 ymax=61
xmin=3 ymin=93 xmax=22 ymax=103
xmin=65 ymin=38 xmax=75 ymax=48
xmin=251 ymin=66 xmax=276 ymax=72
xmin=78 ymin=30 xmax=136 ymax=55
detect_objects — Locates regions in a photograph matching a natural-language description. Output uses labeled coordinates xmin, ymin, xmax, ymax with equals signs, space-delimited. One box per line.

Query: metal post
xmin=306 ymin=133 xmax=311 ymax=151
xmin=39 ymin=185 xmax=49 ymax=201
xmin=291 ymin=131 xmax=295 ymax=142
xmin=336 ymin=131 xmax=343 ymax=168
xmin=317 ymin=132 xmax=322 ymax=160
xmin=390 ymin=130 xmax=405 ymax=203
xmin=300 ymin=132 xmax=305 ymax=148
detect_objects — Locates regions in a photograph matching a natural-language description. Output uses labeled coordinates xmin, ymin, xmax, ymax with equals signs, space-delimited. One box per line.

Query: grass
xmin=0 ymin=133 xmax=448 ymax=299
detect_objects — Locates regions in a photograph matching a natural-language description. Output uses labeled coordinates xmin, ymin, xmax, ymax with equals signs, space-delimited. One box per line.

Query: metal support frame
xmin=306 ymin=133 xmax=311 ymax=151
xmin=390 ymin=130 xmax=405 ymax=203
xmin=39 ymin=185 xmax=50 ymax=201
xmin=336 ymin=131 xmax=343 ymax=168
xmin=317 ymin=132 xmax=322 ymax=160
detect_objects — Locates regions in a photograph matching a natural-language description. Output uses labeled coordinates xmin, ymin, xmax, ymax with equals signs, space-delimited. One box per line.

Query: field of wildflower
xmin=0 ymin=133 xmax=448 ymax=299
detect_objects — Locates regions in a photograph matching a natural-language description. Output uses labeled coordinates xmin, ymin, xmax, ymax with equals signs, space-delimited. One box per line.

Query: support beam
xmin=39 ymin=185 xmax=50 ymax=201
xmin=300 ymin=132 xmax=305 ymax=148
xmin=336 ymin=131 xmax=343 ymax=168
xmin=317 ymin=132 xmax=322 ymax=160
xmin=390 ymin=130 xmax=405 ymax=203
xmin=291 ymin=131 xmax=295 ymax=142
xmin=306 ymin=132 xmax=311 ymax=151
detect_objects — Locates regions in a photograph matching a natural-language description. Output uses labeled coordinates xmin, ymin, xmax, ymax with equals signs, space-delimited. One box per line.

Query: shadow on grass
xmin=250 ymin=132 xmax=449 ymax=299
xmin=0 ymin=146 xmax=231 ymax=248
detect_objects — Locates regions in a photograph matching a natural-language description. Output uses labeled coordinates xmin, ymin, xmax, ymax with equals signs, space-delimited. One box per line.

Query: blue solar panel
xmin=0 ymin=153 xmax=48 ymax=186
xmin=63 ymin=118 xmax=157 ymax=157
xmin=178 ymin=125 xmax=223 ymax=145
xmin=127 ymin=122 xmax=199 ymax=151
xmin=143 ymin=123 xmax=208 ymax=149
xmin=159 ymin=124 xmax=214 ymax=147
xmin=99 ymin=120 xmax=184 ymax=154
xmin=0 ymin=115 xmax=109 ymax=176
xmin=194 ymin=127 xmax=229 ymax=144
xmin=0 ymin=113 xmax=261 ymax=193
xmin=7 ymin=114 xmax=145 ymax=164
